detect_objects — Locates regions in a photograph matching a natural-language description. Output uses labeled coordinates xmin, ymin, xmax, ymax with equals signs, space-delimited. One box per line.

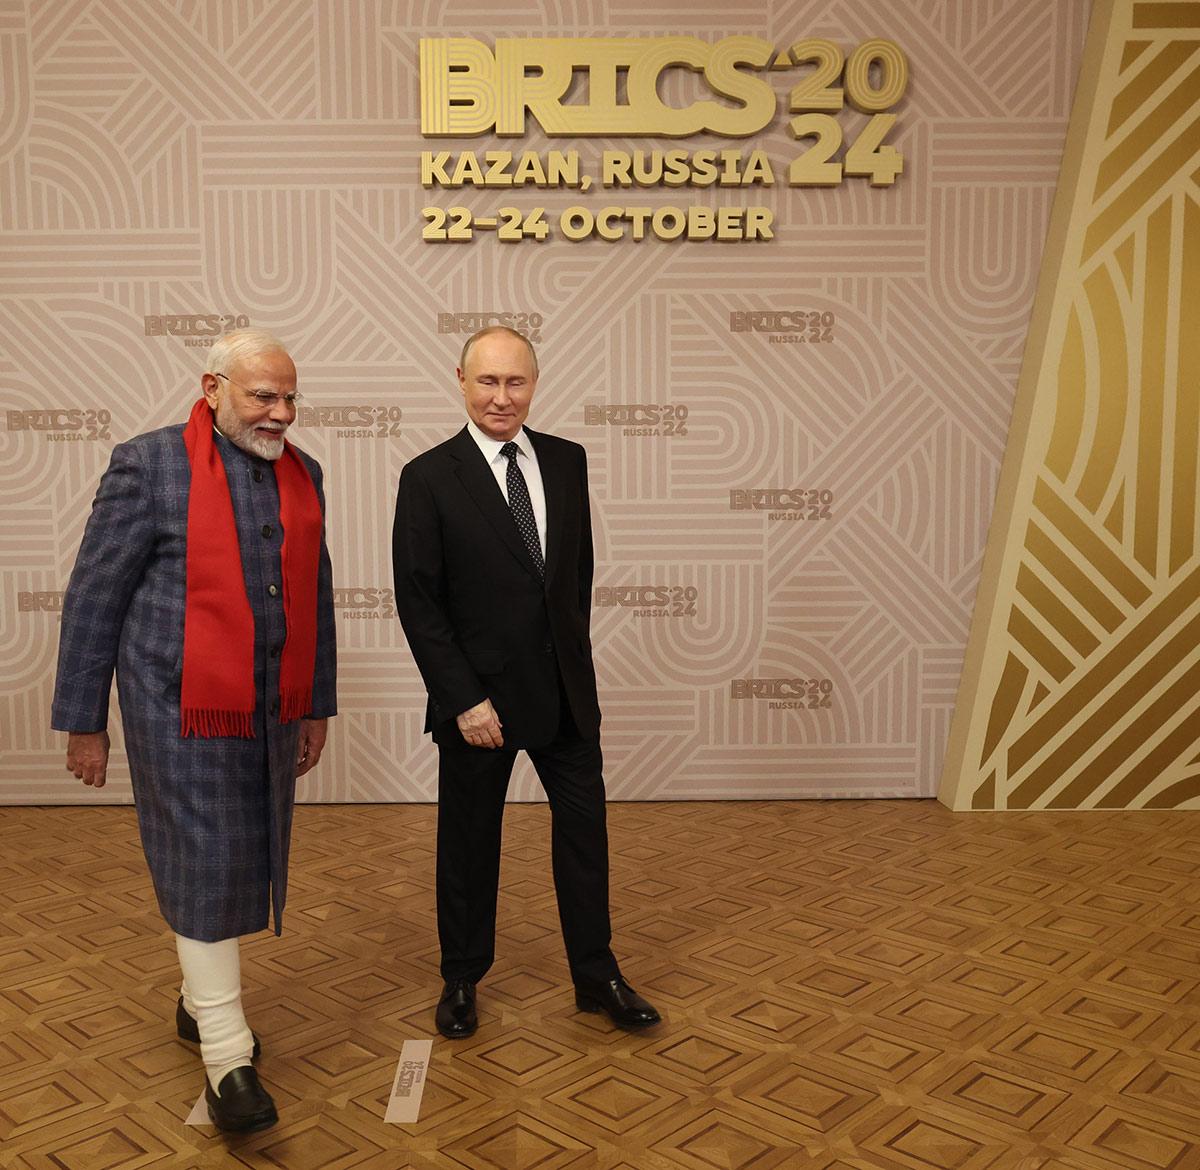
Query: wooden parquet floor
xmin=2 ymin=800 xmax=1199 ymax=1169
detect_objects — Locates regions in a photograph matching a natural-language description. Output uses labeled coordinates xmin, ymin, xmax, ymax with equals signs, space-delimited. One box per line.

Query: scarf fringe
xmin=280 ymin=687 xmax=312 ymax=725
xmin=182 ymin=707 xmax=255 ymax=739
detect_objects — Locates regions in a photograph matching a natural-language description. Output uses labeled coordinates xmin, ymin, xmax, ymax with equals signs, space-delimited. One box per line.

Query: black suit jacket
xmin=392 ymin=426 xmax=601 ymax=747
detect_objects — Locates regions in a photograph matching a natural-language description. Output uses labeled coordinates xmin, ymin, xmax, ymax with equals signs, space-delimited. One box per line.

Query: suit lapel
xmin=449 ymin=427 xmax=543 ymax=581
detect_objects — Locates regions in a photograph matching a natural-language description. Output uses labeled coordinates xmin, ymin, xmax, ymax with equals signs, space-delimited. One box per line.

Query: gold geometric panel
xmin=941 ymin=0 xmax=1200 ymax=809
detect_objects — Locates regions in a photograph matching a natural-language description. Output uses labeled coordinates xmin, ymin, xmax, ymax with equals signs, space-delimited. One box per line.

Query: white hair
xmin=459 ymin=326 xmax=539 ymax=377
xmin=205 ymin=328 xmax=289 ymax=377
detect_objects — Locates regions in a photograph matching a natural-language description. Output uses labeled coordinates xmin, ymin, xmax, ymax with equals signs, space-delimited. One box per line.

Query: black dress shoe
xmin=575 ymin=976 xmax=661 ymax=1029
xmin=204 ymin=1066 xmax=278 ymax=1134
xmin=176 ymin=997 xmax=262 ymax=1060
xmin=435 ymin=979 xmax=478 ymax=1038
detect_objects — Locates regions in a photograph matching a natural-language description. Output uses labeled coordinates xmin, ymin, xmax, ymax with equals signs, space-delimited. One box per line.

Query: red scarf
xmin=180 ymin=398 xmax=322 ymax=737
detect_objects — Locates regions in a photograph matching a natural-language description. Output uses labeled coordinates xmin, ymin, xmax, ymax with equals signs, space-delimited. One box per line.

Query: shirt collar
xmin=466 ymin=419 xmax=532 ymax=463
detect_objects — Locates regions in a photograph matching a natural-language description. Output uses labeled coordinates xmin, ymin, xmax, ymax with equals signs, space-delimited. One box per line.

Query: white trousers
xmin=175 ymin=934 xmax=254 ymax=1092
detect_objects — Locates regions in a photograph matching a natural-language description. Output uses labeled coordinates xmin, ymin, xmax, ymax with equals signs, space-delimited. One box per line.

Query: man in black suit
xmin=392 ymin=326 xmax=660 ymax=1039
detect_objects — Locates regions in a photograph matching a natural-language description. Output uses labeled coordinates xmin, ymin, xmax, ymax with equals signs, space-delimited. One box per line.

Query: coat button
xmin=253 ymin=469 xmax=264 ymax=483
xmin=261 ymin=524 xmax=273 ymax=538
xmin=268 ymin=584 xmax=278 ymax=596
xmin=543 ymin=642 xmax=553 ymax=655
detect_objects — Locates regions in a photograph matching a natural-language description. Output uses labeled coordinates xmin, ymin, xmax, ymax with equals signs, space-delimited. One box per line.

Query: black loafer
xmin=435 ymin=979 xmax=477 ymax=1039
xmin=575 ymin=976 xmax=661 ymax=1029
xmin=204 ymin=1065 xmax=278 ymax=1134
xmin=177 ymin=997 xmax=261 ymax=1060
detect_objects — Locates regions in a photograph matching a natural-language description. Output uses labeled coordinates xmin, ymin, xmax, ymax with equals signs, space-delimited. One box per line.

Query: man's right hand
xmin=456 ymin=699 xmax=504 ymax=749
xmin=67 ymin=731 xmax=111 ymax=788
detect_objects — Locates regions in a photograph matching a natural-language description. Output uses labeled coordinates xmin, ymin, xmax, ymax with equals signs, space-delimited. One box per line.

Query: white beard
xmin=215 ymin=402 xmax=287 ymax=461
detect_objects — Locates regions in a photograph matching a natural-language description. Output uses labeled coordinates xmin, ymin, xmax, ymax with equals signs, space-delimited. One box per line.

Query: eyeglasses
xmin=214 ymin=372 xmax=302 ymax=407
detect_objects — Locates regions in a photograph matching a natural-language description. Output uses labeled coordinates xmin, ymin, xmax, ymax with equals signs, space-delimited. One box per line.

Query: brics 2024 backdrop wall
xmin=0 ymin=0 xmax=1089 ymax=803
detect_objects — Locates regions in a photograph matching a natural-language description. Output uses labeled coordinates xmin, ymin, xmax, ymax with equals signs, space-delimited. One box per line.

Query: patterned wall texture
xmin=0 ymin=0 xmax=1090 ymax=804
xmin=941 ymin=0 xmax=1200 ymax=810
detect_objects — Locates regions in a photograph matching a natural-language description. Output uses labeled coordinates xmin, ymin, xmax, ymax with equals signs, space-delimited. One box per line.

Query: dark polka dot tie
xmin=501 ymin=441 xmax=544 ymax=578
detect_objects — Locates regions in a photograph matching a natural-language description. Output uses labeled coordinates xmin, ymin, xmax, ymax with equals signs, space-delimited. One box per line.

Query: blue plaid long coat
xmin=51 ymin=423 xmax=337 ymax=941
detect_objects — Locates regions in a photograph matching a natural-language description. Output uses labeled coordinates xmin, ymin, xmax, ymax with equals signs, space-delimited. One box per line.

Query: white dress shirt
xmin=465 ymin=420 xmax=548 ymax=556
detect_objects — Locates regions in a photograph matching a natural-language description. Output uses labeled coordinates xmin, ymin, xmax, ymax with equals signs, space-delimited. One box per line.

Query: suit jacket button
xmin=261 ymin=524 xmax=273 ymax=538
xmin=268 ymin=584 xmax=278 ymax=596
xmin=253 ymin=469 xmax=264 ymax=483
xmin=543 ymin=642 xmax=553 ymax=654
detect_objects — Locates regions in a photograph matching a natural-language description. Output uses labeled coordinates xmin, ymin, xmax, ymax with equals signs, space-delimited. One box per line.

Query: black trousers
xmin=435 ymin=708 xmax=618 ymax=987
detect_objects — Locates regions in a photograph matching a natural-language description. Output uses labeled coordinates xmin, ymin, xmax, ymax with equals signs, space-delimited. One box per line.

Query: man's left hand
xmin=296 ymin=718 xmax=328 ymax=776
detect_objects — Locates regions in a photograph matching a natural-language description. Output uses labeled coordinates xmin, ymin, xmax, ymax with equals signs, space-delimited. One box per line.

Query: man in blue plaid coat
xmin=51 ymin=329 xmax=337 ymax=1134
